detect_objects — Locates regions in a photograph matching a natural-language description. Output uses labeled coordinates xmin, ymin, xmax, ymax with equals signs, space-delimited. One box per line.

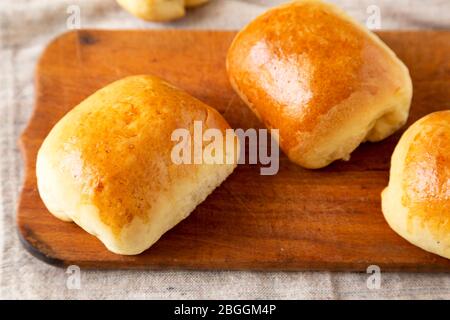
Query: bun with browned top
xmin=36 ymin=75 xmax=238 ymax=255
xmin=382 ymin=111 xmax=450 ymax=260
xmin=227 ymin=0 xmax=412 ymax=169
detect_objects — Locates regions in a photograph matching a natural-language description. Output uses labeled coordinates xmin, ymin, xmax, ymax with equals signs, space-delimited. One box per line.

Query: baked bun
xmin=116 ymin=0 xmax=208 ymax=22
xmin=226 ymin=0 xmax=412 ymax=169
xmin=382 ymin=111 xmax=450 ymax=260
xmin=36 ymin=75 xmax=238 ymax=255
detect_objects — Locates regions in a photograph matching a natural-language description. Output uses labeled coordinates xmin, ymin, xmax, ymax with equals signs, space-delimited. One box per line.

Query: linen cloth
xmin=1 ymin=0 xmax=449 ymax=299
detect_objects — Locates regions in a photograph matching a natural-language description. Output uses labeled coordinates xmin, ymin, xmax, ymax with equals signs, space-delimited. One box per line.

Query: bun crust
xmin=36 ymin=75 xmax=238 ymax=255
xmin=226 ymin=0 xmax=412 ymax=168
xmin=382 ymin=111 xmax=450 ymax=259
xmin=116 ymin=0 xmax=208 ymax=22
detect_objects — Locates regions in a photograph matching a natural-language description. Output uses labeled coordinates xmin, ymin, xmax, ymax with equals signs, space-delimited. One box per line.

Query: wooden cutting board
xmin=18 ymin=30 xmax=450 ymax=271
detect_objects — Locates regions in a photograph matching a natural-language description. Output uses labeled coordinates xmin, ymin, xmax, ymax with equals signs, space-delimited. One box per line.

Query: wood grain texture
xmin=18 ymin=29 xmax=450 ymax=271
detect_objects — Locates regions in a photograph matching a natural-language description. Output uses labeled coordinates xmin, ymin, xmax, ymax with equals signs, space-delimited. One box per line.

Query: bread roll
xmin=36 ymin=75 xmax=238 ymax=255
xmin=116 ymin=0 xmax=208 ymax=22
xmin=226 ymin=0 xmax=413 ymax=169
xmin=382 ymin=111 xmax=450 ymax=260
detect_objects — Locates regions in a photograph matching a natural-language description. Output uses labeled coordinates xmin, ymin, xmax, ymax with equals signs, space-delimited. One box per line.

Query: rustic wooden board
xmin=18 ymin=30 xmax=450 ymax=271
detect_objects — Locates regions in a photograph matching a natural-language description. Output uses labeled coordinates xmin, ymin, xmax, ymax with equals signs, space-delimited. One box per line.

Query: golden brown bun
xmin=382 ymin=111 xmax=450 ymax=260
xmin=36 ymin=75 xmax=238 ymax=255
xmin=226 ymin=0 xmax=412 ymax=169
xmin=116 ymin=0 xmax=208 ymax=22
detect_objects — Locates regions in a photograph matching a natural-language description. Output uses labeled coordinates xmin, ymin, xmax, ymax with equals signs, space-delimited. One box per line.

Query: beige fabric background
xmin=1 ymin=0 xmax=449 ymax=299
